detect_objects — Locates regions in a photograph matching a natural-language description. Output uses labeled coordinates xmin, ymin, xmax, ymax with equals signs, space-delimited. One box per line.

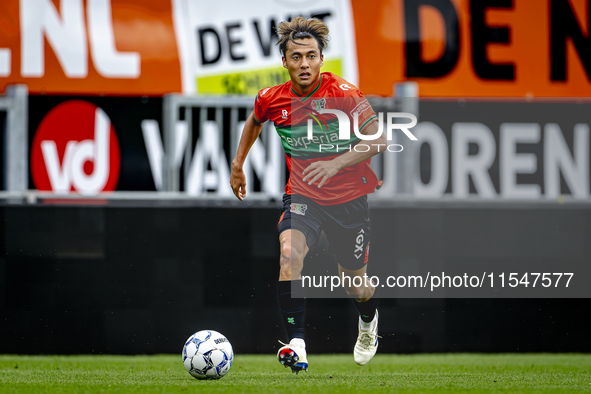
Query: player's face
xmin=282 ymin=38 xmax=324 ymax=94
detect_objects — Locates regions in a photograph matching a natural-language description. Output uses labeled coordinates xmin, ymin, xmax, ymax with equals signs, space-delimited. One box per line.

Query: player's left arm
xmin=302 ymin=120 xmax=385 ymax=188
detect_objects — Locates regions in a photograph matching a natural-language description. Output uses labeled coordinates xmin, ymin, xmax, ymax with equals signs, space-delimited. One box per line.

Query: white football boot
xmin=277 ymin=338 xmax=308 ymax=374
xmin=354 ymin=310 xmax=379 ymax=365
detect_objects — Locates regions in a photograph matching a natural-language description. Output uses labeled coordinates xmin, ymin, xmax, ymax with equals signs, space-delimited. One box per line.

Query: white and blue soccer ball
xmin=182 ymin=330 xmax=234 ymax=380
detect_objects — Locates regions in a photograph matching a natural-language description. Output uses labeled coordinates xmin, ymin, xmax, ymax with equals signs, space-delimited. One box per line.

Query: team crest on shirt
xmin=311 ymin=98 xmax=326 ymax=112
xmin=290 ymin=203 xmax=308 ymax=216
xmin=282 ymin=109 xmax=288 ymax=119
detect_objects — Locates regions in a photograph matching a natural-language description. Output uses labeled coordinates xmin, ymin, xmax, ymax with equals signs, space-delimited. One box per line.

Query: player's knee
xmin=344 ymin=284 xmax=365 ymax=299
xmin=279 ymin=244 xmax=304 ymax=279
xmin=343 ymin=278 xmax=375 ymax=299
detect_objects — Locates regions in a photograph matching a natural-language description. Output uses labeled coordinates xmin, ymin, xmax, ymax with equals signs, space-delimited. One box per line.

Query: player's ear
xmin=282 ymin=56 xmax=287 ymax=69
xmin=320 ymin=54 xmax=324 ymax=67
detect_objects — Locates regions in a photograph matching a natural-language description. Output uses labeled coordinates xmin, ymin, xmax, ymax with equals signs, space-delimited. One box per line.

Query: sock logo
xmin=287 ymin=317 xmax=295 ymax=324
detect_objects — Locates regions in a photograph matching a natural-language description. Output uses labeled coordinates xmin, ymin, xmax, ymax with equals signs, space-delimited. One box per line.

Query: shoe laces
xmin=357 ymin=331 xmax=381 ymax=349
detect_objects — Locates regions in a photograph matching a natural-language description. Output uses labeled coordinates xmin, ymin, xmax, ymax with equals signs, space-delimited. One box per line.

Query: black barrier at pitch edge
xmin=0 ymin=205 xmax=590 ymax=354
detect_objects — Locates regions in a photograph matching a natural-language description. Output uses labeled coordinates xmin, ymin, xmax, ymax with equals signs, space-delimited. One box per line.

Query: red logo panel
xmin=31 ymin=100 xmax=121 ymax=195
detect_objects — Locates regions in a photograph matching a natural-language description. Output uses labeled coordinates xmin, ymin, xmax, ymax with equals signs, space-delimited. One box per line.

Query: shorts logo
xmin=290 ymin=203 xmax=307 ymax=216
xmin=311 ymin=98 xmax=326 ymax=112
xmin=354 ymin=229 xmax=365 ymax=259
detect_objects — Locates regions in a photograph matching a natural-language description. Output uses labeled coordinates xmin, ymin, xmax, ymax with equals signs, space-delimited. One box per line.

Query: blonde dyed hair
xmin=276 ymin=16 xmax=330 ymax=56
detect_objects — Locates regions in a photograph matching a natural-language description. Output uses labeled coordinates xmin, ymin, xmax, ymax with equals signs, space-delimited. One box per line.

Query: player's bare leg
xmin=339 ymin=265 xmax=379 ymax=365
xmin=277 ymin=229 xmax=310 ymax=373
xmin=279 ymin=229 xmax=307 ymax=281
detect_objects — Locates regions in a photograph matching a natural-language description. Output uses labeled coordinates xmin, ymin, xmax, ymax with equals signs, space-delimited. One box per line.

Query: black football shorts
xmin=277 ymin=193 xmax=370 ymax=270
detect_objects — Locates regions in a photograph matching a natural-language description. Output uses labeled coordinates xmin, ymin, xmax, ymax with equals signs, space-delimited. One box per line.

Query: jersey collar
xmin=290 ymin=74 xmax=323 ymax=101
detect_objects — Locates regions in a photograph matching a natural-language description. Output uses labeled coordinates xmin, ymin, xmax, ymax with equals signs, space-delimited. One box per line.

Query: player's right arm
xmin=230 ymin=111 xmax=263 ymax=201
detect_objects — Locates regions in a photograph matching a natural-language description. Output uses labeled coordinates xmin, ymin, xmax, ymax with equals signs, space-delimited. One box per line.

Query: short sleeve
xmin=253 ymin=88 xmax=270 ymax=124
xmin=345 ymin=89 xmax=378 ymax=135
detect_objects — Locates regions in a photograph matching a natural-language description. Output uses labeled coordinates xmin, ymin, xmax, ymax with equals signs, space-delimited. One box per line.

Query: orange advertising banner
xmin=353 ymin=0 xmax=591 ymax=97
xmin=0 ymin=0 xmax=182 ymax=95
xmin=1 ymin=0 xmax=590 ymax=97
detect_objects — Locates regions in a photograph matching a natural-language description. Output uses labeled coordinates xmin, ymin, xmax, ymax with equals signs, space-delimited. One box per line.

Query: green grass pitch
xmin=1 ymin=354 xmax=590 ymax=393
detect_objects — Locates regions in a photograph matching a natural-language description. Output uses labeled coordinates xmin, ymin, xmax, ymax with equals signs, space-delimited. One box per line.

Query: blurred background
xmin=1 ymin=0 xmax=590 ymax=354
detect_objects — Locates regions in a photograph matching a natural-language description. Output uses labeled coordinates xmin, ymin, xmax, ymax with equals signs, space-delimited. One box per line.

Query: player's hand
xmin=302 ymin=160 xmax=340 ymax=188
xmin=230 ymin=165 xmax=247 ymax=201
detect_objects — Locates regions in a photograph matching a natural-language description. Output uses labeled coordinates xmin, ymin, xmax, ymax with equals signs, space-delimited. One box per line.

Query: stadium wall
xmin=1 ymin=204 xmax=589 ymax=354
